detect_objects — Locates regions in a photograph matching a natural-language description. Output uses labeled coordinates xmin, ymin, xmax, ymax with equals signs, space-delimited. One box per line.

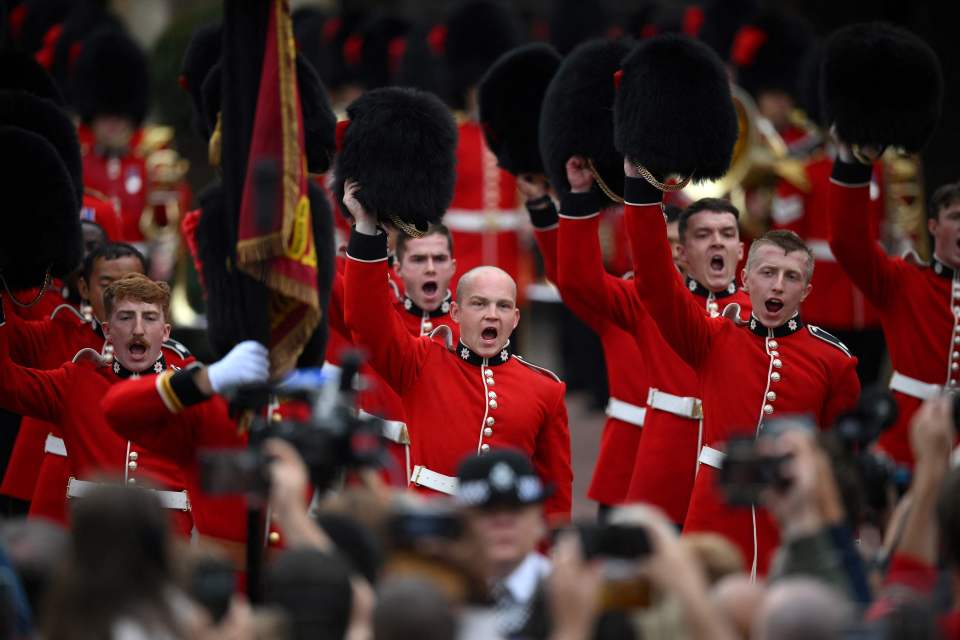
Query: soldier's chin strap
xmin=0 ymin=266 xmax=52 ymax=308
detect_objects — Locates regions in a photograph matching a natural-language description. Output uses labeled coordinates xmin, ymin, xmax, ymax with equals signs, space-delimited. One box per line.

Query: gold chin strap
xmin=632 ymin=161 xmax=692 ymax=193
xmin=0 ymin=267 xmax=51 ymax=308
xmin=387 ymin=214 xmax=427 ymax=238
xmin=208 ymin=111 xmax=223 ymax=169
xmin=586 ymin=158 xmax=624 ymax=204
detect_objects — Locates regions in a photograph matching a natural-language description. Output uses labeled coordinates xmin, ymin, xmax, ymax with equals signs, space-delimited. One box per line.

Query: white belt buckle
xmin=409 ymin=465 xmax=458 ymax=496
xmin=44 ymin=433 xmax=67 ymax=457
xmin=698 ymin=446 xmax=726 ymax=470
xmin=605 ymin=397 xmax=647 ymax=428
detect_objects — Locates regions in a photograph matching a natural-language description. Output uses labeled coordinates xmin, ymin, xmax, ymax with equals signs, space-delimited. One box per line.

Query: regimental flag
xmin=235 ymin=0 xmax=320 ymax=376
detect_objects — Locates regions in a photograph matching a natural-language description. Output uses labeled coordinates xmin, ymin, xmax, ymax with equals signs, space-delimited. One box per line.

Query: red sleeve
xmin=827 ymin=161 xmax=901 ymax=310
xmin=865 ymin=552 xmax=938 ymax=622
xmin=327 ymin=262 xmax=350 ymax=340
xmin=557 ymin=205 xmax=645 ymax=333
xmin=820 ymin=352 xmax=861 ymax=429
xmin=534 ymin=226 xmax=559 ymax=284
xmin=0 ymin=303 xmax=67 ymax=423
xmin=3 ymin=311 xmax=59 ymax=366
xmin=624 ymin=177 xmax=715 ymax=367
xmin=343 ymin=230 xmax=430 ymax=395
xmin=535 ymin=383 xmax=572 ymax=523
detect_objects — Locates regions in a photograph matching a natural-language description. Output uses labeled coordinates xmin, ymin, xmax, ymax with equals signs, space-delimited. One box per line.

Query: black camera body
xmin=717 ymin=435 xmax=794 ymax=507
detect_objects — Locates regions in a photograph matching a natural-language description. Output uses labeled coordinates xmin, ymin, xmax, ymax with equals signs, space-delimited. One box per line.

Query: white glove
xmin=207 ymin=340 xmax=270 ymax=395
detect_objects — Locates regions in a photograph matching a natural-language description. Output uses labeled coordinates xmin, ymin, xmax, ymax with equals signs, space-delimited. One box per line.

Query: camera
xmin=199 ymin=352 xmax=387 ymax=496
xmin=563 ymin=522 xmax=652 ymax=561
xmin=717 ymin=433 xmax=794 ymax=507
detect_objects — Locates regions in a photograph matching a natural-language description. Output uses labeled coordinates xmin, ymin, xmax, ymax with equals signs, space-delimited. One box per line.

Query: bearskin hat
xmin=615 ymin=35 xmax=737 ymax=183
xmin=548 ymin=0 xmax=611 ymax=55
xmin=698 ymin=0 xmax=759 ymax=59
xmin=797 ymin=44 xmax=824 ymax=126
xmin=0 ymin=49 xmax=64 ymax=104
xmin=539 ymin=38 xmax=632 ymax=201
xmin=199 ymin=56 xmax=336 ymax=173
xmin=346 ymin=14 xmax=411 ymax=91
xmin=180 ymin=22 xmax=222 ymax=141
xmin=479 ymin=43 xmax=561 ymax=176
xmin=443 ymin=0 xmax=521 ymax=110
xmin=0 ymin=126 xmax=80 ymax=290
xmin=48 ymin=3 xmax=122 ymax=91
xmin=393 ymin=23 xmax=447 ymax=97
xmin=68 ymin=28 xmax=150 ymax=125
xmin=822 ymin=22 xmax=942 ymax=152
xmin=0 ymin=90 xmax=82 ymax=203
xmin=334 ymin=87 xmax=457 ymax=235
xmin=730 ymin=10 xmax=814 ymax=102
xmin=13 ymin=0 xmax=70 ymax=54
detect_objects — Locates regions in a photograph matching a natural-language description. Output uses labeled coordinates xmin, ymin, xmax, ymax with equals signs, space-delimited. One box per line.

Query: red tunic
xmin=556 ymin=193 xmax=750 ymax=523
xmin=828 ymin=160 xmax=957 ymax=465
xmin=0 ymin=311 xmax=194 ymax=534
xmin=344 ymin=230 xmax=572 ymax=521
xmin=772 ymin=155 xmax=882 ymax=330
xmin=445 ymin=120 xmax=523 ymax=290
xmin=624 ymin=176 xmax=860 ymax=574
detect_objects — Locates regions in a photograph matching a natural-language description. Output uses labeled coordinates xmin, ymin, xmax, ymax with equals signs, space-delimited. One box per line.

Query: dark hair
xmin=373 ymin=577 xmax=457 ymax=640
xmin=81 ymin=242 xmax=147 ymax=283
xmin=679 ymin=197 xmax=740 ymax=241
xmin=265 ymin=549 xmax=353 ymax=640
xmin=395 ymin=223 xmax=454 ymax=262
xmin=929 ymin=181 xmax=960 ymax=221
xmin=664 ymin=204 xmax=683 ymax=225
xmin=43 ymin=487 xmax=176 ymax=640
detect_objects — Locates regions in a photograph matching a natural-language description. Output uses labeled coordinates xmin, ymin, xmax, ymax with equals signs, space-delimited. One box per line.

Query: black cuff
xmin=526 ymin=198 xmax=559 ymax=229
xmin=560 ymin=191 xmax=605 ymax=218
xmin=170 ymin=363 xmax=208 ymax=407
xmin=347 ymin=228 xmax=388 ymax=261
xmin=831 ymin=160 xmax=873 ymax=186
xmin=624 ymin=176 xmax=663 ymax=205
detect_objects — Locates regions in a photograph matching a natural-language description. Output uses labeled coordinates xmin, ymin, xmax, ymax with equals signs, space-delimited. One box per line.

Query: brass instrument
xmin=881 ymin=151 xmax=929 ymax=260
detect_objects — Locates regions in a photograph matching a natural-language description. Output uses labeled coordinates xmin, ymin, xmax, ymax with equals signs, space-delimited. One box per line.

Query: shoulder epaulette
xmin=50 ymin=304 xmax=87 ymax=323
xmin=511 ymin=355 xmax=561 ymax=383
xmin=807 ymin=325 xmax=852 ymax=358
xmin=721 ymin=303 xmax=747 ymax=326
xmin=902 ymin=249 xmax=928 ymax=268
xmin=71 ymin=348 xmax=110 ymax=367
xmin=430 ymin=325 xmax=454 ymax=350
xmin=162 ymin=338 xmax=192 ymax=360
xmin=386 ymin=276 xmax=402 ymax=302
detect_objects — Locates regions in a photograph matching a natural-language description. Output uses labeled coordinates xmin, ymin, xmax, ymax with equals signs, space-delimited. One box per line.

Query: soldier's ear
xmin=739 ymin=268 xmax=749 ymax=291
xmin=450 ymin=301 xmax=461 ymax=323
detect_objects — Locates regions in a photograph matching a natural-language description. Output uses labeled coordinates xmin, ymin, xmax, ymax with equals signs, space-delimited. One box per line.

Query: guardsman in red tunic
xmin=326 ymin=227 xmax=461 ymax=486
xmin=556 ymin=158 xmax=751 ymax=525
xmin=0 ymin=274 xmax=195 ymax=535
xmin=101 ymin=340 xmax=270 ymax=565
xmin=828 ymin=156 xmax=959 ymax=466
xmin=624 ymin=168 xmax=860 ymax=576
xmin=342 ymin=183 xmax=572 ymax=522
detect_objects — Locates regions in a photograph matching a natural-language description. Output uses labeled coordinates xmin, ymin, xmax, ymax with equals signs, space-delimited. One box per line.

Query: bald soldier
xmin=342 ymin=181 xmax=572 ymax=521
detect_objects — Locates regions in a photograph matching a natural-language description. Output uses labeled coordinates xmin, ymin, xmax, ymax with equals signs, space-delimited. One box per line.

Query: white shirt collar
xmin=500 ymin=552 xmax=551 ymax=604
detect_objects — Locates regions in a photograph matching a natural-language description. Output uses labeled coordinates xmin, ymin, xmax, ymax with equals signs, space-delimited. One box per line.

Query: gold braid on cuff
xmin=387 ymin=214 xmax=427 ymax=238
xmin=586 ymin=158 xmax=624 ymax=204
xmin=632 ymin=161 xmax=692 ymax=193
xmin=0 ymin=266 xmax=51 ymax=308
xmin=851 ymin=144 xmax=885 ymax=166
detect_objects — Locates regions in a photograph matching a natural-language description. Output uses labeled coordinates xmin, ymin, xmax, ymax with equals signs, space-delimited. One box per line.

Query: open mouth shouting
xmin=709 ymin=253 xmax=726 ymax=274
xmin=480 ymin=325 xmax=499 ymax=347
xmin=126 ymin=338 xmax=151 ymax=363
xmin=764 ymin=298 xmax=784 ymax=315
xmin=422 ymin=280 xmax=439 ymax=297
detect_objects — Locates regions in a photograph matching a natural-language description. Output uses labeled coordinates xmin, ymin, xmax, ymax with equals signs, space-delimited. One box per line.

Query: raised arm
xmin=517 ymin=174 xmax=560 ymax=283
xmin=827 ymin=158 xmax=901 ymax=310
xmin=623 ymin=169 xmax=715 ymax=367
xmin=341 ymin=182 xmax=430 ymax=394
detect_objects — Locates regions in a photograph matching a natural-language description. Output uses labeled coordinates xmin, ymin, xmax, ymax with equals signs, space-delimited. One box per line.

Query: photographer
xmin=101 ymin=339 xmax=270 ymax=556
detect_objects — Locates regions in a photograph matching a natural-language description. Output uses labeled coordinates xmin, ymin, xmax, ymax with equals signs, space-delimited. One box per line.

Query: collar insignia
xmin=457 ymin=340 xmax=513 ymax=367
xmin=685 ymin=276 xmax=738 ymax=300
xmin=402 ymin=290 xmax=453 ymax=318
xmin=112 ymin=353 xmax=167 ymax=379
xmin=748 ymin=313 xmax=804 ymax=338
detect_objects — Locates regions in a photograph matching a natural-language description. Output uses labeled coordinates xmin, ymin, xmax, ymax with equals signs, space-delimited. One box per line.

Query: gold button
xmin=488 ymin=391 xmax=497 ymax=399
xmin=771 ymin=372 xmax=781 ymax=382
xmin=487 ymin=379 xmax=495 ymax=386
xmin=489 ymin=400 xmax=498 ymax=409
xmin=952 ymin=363 xmax=959 ymax=372
xmin=268 ymin=531 xmax=280 ymax=545
xmin=272 ymin=413 xmax=283 ymax=422
xmin=127 ymin=461 xmax=138 ymax=471
xmin=773 ymin=359 xmax=782 ymax=369
xmin=480 ymin=443 xmax=490 ymax=452
xmin=127 ymin=478 xmax=136 ymax=485
xmin=129 ymin=451 xmax=138 ymax=461
xmin=767 ymin=340 xmax=778 ymax=350
xmin=484 ymin=368 xmax=494 ymax=377
xmin=483 ymin=427 xmax=493 ymax=437
xmin=766 ymin=391 xmax=776 ymax=401
xmin=953 ymin=351 xmax=959 ymax=360
xmin=763 ymin=404 xmax=774 ymax=415
xmin=486 ymin=417 xmax=495 ymax=426
xmin=422 ymin=321 xmax=433 ymax=331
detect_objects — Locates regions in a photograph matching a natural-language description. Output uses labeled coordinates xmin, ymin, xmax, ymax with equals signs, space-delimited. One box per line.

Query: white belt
xmin=358 ymin=409 xmax=410 ymax=445
xmin=443 ymin=209 xmax=525 ymax=232
xmin=605 ymin=397 xmax=647 ymax=427
xmin=806 ymin=239 xmax=836 ymax=263
xmin=44 ymin=434 xmax=67 ymax=457
xmin=647 ymin=388 xmax=703 ymax=420
xmin=889 ymin=371 xmax=942 ymax=401
xmin=409 ymin=465 xmax=458 ymax=496
xmin=698 ymin=446 xmax=726 ymax=470
xmin=66 ymin=477 xmax=191 ymax=511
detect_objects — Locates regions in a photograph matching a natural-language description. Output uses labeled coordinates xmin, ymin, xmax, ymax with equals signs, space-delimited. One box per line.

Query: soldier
xmin=557 ymin=160 xmax=750 ymax=525
xmin=342 ymin=183 xmax=572 ymax=522
xmin=0 ymin=273 xmax=196 ymax=535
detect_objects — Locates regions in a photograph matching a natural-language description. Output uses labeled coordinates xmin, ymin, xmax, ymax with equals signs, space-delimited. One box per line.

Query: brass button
xmin=268 ymin=531 xmax=280 ymax=545
xmin=422 ymin=321 xmax=433 ymax=332
xmin=272 ymin=413 xmax=283 ymax=422
xmin=772 ymin=359 xmax=782 ymax=369
xmin=771 ymin=372 xmax=781 ymax=382
xmin=766 ymin=391 xmax=776 ymax=401
xmin=486 ymin=417 xmax=495 ymax=426
xmin=483 ymin=427 xmax=493 ymax=437
xmin=488 ymin=391 xmax=497 ymax=399
xmin=763 ymin=404 xmax=774 ymax=415
xmin=767 ymin=340 xmax=778 ymax=350
xmin=128 ymin=451 xmax=138 ymax=461
xmin=489 ymin=400 xmax=498 ymax=409
xmin=480 ymin=443 xmax=490 ymax=452
xmin=127 ymin=461 xmax=138 ymax=471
